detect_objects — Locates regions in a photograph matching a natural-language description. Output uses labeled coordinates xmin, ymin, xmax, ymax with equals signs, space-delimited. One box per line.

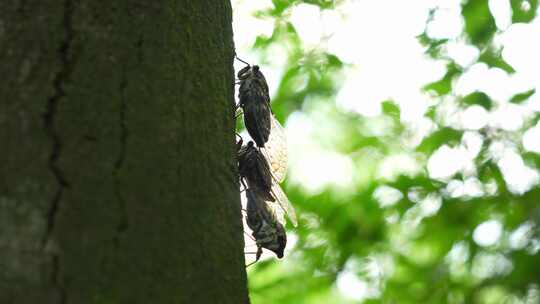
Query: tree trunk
xmin=0 ymin=1 xmax=248 ymax=303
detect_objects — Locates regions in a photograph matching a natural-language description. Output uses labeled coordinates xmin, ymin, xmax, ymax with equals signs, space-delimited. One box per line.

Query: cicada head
xmin=262 ymin=222 xmax=287 ymax=259
xmin=238 ymin=141 xmax=255 ymax=165
xmin=237 ymin=65 xmax=252 ymax=80
xmin=274 ymin=223 xmax=287 ymax=258
xmin=237 ymin=65 xmax=264 ymax=82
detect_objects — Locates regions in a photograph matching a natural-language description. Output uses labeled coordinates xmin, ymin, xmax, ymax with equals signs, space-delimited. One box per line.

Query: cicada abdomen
xmin=238 ymin=141 xmax=274 ymax=201
xmin=245 ymin=188 xmax=287 ymax=264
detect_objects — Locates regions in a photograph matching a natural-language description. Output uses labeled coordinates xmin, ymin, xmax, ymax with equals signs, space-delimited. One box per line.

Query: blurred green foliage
xmin=511 ymin=89 xmax=537 ymax=104
xmin=511 ymin=0 xmax=539 ymax=23
xmin=479 ymin=47 xmax=516 ymax=74
xmin=462 ymin=0 xmax=496 ymax=47
xmin=462 ymin=92 xmax=493 ymax=110
xmin=240 ymin=1 xmax=540 ymax=303
xmin=423 ymin=62 xmax=463 ymax=97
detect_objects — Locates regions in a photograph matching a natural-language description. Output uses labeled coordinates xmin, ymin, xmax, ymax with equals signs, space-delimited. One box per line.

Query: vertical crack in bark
xmin=50 ymin=256 xmax=66 ymax=304
xmin=113 ymin=69 xmax=129 ymax=245
xmin=42 ymin=0 xmax=74 ymax=302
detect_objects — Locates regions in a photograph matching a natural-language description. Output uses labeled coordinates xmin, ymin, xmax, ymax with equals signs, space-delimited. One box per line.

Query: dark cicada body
xmin=238 ymin=141 xmax=274 ymax=202
xmin=238 ymin=65 xmax=272 ymax=148
xmin=246 ymin=188 xmax=287 ymax=262
xmin=238 ymin=140 xmax=298 ymax=227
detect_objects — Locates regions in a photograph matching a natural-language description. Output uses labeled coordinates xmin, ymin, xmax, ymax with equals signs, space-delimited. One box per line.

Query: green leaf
xmin=285 ymin=21 xmax=298 ymax=35
xmin=479 ymin=47 xmax=516 ymax=74
xmin=417 ymin=127 xmax=463 ymax=154
xmin=271 ymin=0 xmax=295 ymax=15
xmin=425 ymin=105 xmax=437 ymax=120
xmin=253 ymin=35 xmax=274 ymax=49
xmin=382 ymin=100 xmax=400 ymax=120
xmin=462 ymin=0 xmax=497 ymax=47
xmin=302 ymin=0 xmax=336 ymax=9
xmin=523 ymin=152 xmax=540 ymax=169
xmin=273 ymin=65 xmax=304 ymax=109
xmin=478 ymin=161 xmax=509 ymax=195
xmin=423 ymin=62 xmax=462 ymax=96
xmin=510 ymin=89 xmax=536 ymax=104
xmin=462 ymin=91 xmax=492 ymax=110
xmin=325 ymin=54 xmax=343 ymax=68
xmin=417 ymin=32 xmax=449 ymax=58
xmin=511 ymin=0 xmax=538 ymax=23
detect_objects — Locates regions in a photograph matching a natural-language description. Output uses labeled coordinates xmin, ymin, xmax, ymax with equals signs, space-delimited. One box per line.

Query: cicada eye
xmin=237 ymin=66 xmax=251 ymax=79
xmin=252 ymin=65 xmax=260 ymax=73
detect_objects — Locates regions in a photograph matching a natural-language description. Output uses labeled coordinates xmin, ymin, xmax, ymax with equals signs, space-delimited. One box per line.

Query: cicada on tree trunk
xmin=238 ymin=140 xmax=297 ymax=227
xmin=237 ymin=64 xmax=272 ymax=148
xmin=235 ymin=57 xmax=297 ymax=266
xmin=238 ymin=142 xmax=297 ymax=266
xmin=238 ymin=141 xmax=274 ymax=202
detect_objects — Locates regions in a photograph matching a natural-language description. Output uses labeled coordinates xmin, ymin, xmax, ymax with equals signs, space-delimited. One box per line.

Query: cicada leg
xmin=235 ymin=53 xmax=250 ymax=66
xmin=244 ymin=230 xmax=255 ymax=241
xmin=236 ymin=133 xmax=243 ymax=152
xmin=245 ymin=246 xmax=263 ymax=268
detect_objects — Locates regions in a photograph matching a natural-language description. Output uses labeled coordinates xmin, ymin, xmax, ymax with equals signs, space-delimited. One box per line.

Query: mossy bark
xmin=0 ymin=0 xmax=248 ymax=303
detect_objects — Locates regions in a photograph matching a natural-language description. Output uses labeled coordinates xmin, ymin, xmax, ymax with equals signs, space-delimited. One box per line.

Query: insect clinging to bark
xmin=237 ymin=63 xmax=272 ymax=148
xmin=238 ymin=140 xmax=297 ymax=226
xmin=234 ymin=54 xmax=298 ymax=267
xmin=238 ymin=141 xmax=274 ymax=201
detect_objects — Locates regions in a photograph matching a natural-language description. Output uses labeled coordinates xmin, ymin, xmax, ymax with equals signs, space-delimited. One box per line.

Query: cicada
xmin=245 ymin=188 xmax=287 ymax=265
xmin=238 ymin=141 xmax=297 ymax=226
xmin=238 ymin=141 xmax=274 ymax=201
xmin=237 ymin=64 xmax=272 ymax=148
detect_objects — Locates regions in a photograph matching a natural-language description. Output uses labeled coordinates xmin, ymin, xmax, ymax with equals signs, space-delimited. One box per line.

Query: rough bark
xmin=0 ymin=0 xmax=248 ymax=303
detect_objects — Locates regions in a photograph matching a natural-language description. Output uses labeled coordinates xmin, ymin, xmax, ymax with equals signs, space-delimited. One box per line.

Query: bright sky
xmin=232 ymin=0 xmax=540 ymax=300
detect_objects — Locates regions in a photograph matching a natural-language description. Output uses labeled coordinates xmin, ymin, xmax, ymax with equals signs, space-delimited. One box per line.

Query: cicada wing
xmin=269 ymin=182 xmax=297 ymax=227
xmin=266 ymin=197 xmax=286 ymax=227
xmin=261 ymin=115 xmax=288 ymax=183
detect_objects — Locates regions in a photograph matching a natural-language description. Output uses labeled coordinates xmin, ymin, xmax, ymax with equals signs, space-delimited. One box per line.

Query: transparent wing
xmin=266 ymin=198 xmax=286 ymax=227
xmin=261 ymin=115 xmax=288 ymax=183
xmin=269 ymin=182 xmax=297 ymax=227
